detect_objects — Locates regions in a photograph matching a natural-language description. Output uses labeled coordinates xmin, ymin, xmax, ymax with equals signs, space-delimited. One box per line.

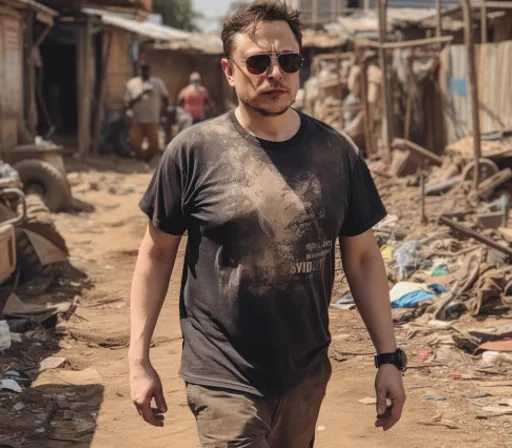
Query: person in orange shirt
xmin=177 ymin=72 xmax=215 ymax=124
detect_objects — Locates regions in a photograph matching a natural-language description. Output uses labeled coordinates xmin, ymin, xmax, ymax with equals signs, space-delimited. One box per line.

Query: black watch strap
xmin=375 ymin=349 xmax=407 ymax=371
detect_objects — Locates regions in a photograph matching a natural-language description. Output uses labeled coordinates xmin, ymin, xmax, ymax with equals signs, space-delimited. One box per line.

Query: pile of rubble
xmin=333 ymin=129 xmax=512 ymax=384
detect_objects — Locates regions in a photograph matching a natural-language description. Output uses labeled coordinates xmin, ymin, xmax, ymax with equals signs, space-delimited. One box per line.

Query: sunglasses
xmin=238 ymin=53 xmax=303 ymax=75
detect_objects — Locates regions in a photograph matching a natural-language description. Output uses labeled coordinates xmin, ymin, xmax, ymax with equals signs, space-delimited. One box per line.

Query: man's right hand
xmin=130 ymin=361 xmax=168 ymax=427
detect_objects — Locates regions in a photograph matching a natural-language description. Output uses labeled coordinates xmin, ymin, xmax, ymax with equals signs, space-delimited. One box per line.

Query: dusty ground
xmin=2 ymin=155 xmax=511 ymax=448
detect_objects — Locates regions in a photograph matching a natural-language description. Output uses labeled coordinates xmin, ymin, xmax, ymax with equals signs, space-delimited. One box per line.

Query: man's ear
xmin=221 ymin=58 xmax=236 ymax=87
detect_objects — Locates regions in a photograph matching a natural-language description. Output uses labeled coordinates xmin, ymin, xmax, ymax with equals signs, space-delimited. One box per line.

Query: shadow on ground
xmin=0 ymin=261 xmax=102 ymax=448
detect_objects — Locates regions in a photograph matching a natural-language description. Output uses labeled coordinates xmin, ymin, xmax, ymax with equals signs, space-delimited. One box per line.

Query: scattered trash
xmin=358 ymin=397 xmax=377 ymax=405
xmin=330 ymin=293 xmax=355 ymax=310
xmin=33 ymin=367 xmax=103 ymax=387
xmin=12 ymin=402 xmax=26 ymax=411
xmin=0 ymin=320 xmax=11 ymax=351
xmin=424 ymin=396 xmax=447 ymax=401
xmin=419 ymin=411 xmax=458 ymax=429
xmin=390 ymin=282 xmax=448 ymax=308
xmin=394 ymin=241 xmax=420 ymax=280
xmin=481 ymin=351 xmax=512 ymax=366
xmin=317 ymin=425 xmax=326 ymax=431
xmin=0 ymin=379 xmax=22 ymax=393
xmin=39 ymin=356 xmax=67 ymax=372
xmin=9 ymin=333 xmax=23 ymax=343
xmin=418 ymin=348 xmax=433 ymax=362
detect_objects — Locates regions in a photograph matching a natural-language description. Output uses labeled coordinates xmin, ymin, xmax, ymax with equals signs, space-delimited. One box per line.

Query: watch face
xmin=398 ymin=349 xmax=407 ymax=370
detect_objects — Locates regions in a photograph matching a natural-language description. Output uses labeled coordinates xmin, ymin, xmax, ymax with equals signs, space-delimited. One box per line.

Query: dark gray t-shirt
xmin=140 ymin=110 xmax=386 ymax=396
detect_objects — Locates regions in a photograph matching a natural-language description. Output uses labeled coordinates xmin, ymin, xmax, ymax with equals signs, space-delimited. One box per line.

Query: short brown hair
xmin=221 ymin=0 xmax=302 ymax=57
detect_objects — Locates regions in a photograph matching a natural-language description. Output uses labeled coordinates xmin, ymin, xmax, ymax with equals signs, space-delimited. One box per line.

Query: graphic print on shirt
xmin=211 ymin=134 xmax=332 ymax=297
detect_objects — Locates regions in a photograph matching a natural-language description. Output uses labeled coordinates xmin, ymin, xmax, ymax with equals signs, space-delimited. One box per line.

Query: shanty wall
xmin=440 ymin=41 xmax=512 ymax=144
xmin=145 ymin=48 xmax=229 ymax=113
xmin=104 ymin=28 xmax=136 ymax=110
xmin=0 ymin=5 xmax=23 ymax=155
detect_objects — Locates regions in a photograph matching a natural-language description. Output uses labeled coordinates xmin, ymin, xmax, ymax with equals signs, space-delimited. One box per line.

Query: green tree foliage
xmin=153 ymin=0 xmax=202 ymax=31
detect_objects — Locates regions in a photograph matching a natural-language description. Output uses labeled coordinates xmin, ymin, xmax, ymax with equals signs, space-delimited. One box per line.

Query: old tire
xmin=15 ymin=195 xmax=68 ymax=283
xmin=16 ymin=231 xmax=53 ymax=283
xmin=461 ymin=158 xmax=499 ymax=183
xmin=13 ymin=160 xmax=69 ymax=212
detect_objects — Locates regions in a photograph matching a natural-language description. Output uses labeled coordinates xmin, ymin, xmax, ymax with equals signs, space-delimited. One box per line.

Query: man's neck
xmin=235 ymin=103 xmax=300 ymax=142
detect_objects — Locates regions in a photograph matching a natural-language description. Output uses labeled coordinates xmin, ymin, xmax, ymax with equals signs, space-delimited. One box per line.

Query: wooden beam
xmin=313 ymin=52 xmax=355 ymax=62
xmin=475 ymin=1 xmax=512 ymax=8
xmin=462 ymin=0 xmax=482 ymax=191
xmin=393 ymin=138 xmax=443 ymax=165
xmin=439 ymin=215 xmax=512 ymax=257
xmin=355 ymin=35 xmax=453 ymax=50
xmin=481 ymin=3 xmax=488 ymax=43
xmin=378 ymin=0 xmax=393 ymax=159
xmin=357 ymin=47 xmax=373 ymax=155
xmin=92 ymin=30 xmax=113 ymax=155
xmin=77 ymin=17 xmax=93 ymax=159
xmin=435 ymin=0 xmax=442 ymax=41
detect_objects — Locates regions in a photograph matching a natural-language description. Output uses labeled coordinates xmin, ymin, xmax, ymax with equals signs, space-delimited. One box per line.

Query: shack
xmin=0 ymin=0 xmax=57 ymax=156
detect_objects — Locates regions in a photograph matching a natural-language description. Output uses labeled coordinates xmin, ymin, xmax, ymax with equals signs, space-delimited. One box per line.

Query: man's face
xmin=222 ymin=20 xmax=301 ymax=117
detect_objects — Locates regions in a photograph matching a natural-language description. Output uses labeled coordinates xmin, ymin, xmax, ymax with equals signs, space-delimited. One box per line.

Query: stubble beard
xmin=239 ymin=96 xmax=293 ymax=117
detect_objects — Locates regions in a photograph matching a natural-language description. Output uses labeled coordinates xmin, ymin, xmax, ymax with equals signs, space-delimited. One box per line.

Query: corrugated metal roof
xmin=81 ymin=8 xmax=223 ymax=53
xmin=369 ymin=0 xmax=459 ymax=7
xmin=15 ymin=0 xmax=58 ymax=16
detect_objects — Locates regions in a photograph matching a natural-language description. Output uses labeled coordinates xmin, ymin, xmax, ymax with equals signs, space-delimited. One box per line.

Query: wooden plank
xmin=462 ymin=0 xmax=482 ymax=190
xmin=481 ymin=3 xmax=488 ymax=43
xmin=439 ymin=215 xmax=512 ymax=257
xmin=92 ymin=30 xmax=113 ymax=155
xmin=477 ymin=168 xmax=512 ymax=200
xmin=357 ymin=47 xmax=373 ymax=156
xmin=393 ymin=138 xmax=443 ymax=165
xmin=378 ymin=0 xmax=392 ymax=160
xmin=77 ymin=17 xmax=93 ymax=158
xmin=355 ymin=36 xmax=453 ymax=50
xmin=313 ymin=52 xmax=354 ymax=62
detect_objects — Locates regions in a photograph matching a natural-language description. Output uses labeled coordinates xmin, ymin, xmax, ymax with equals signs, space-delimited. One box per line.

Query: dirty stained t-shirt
xmin=139 ymin=110 xmax=386 ymax=396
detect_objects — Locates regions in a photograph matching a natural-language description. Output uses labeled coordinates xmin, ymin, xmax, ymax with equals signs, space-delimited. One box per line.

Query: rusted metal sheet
xmin=0 ymin=10 xmax=23 ymax=156
xmin=440 ymin=41 xmax=512 ymax=144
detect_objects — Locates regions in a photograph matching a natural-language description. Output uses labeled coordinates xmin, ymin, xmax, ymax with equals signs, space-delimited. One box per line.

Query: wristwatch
xmin=375 ymin=348 xmax=407 ymax=372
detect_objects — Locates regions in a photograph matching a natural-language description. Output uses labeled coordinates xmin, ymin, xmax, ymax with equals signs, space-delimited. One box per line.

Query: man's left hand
xmin=375 ymin=364 xmax=406 ymax=431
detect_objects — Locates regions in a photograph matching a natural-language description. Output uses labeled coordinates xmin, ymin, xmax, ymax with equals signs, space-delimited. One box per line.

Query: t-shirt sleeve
xmin=139 ymin=147 xmax=187 ymax=235
xmin=340 ymin=151 xmax=387 ymax=237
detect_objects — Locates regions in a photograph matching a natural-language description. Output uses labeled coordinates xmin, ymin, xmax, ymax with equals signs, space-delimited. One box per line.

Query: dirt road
xmin=12 ymin=156 xmax=509 ymax=448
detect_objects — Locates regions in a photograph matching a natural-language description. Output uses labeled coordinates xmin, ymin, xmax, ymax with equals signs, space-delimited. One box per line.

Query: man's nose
xmin=267 ymin=58 xmax=282 ymax=81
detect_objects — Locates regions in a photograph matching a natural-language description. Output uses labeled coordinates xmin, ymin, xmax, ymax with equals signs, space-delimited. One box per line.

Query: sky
xmin=193 ymin=0 xmax=236 ymax=32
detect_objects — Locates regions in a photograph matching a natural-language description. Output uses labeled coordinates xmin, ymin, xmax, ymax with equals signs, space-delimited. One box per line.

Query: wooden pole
xmin=92 ymin=30 xmax=113 ymax=155
xmin=337 ymin=49 xmax=344 ymax=131
xmin=78 ymin=17 xmax=93 ymax=159
xmin=378 ymin=0 xmax=393 ymax=160
xmin=420 ymin=165 xmax=426 ymax=224
xmin=312 ymin=0 xmax=319 ymax=25
xmin=435 ymin=0 xmax=442 ymax=40
xmin=439 ymin=215 xmax=512 ymax=257
xmin=481 ymin=3 xmax=488 ymax=43
xmin=404 ymin=51 xmax=415 ymax=140
xmin=462 ymin=0 xmax=482 ymax=191
xmin=364 ymin=0 xmax=370 ymax=13
xmin=358 ymin=48 xmax=373 ymax=156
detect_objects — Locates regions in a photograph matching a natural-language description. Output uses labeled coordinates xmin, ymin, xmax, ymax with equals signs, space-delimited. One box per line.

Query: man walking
xmin=129 ymin=2 xmax=406 ymax=447
xmin=177 ymin=72 xmax=214 ymax=124
xmin=124 ymin=62 xmax=168 ymax=162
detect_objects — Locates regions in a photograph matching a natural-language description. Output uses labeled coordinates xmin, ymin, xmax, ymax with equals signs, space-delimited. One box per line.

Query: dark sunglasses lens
xmin=278 ymin=54 xmax=302 ymax=73
xmin=246 ymin=55 xmax=271 ymax=75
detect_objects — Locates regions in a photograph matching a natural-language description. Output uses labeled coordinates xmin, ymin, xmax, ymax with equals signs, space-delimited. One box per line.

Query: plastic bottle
xmin=0 ymin=321 xmax=11 ymax=351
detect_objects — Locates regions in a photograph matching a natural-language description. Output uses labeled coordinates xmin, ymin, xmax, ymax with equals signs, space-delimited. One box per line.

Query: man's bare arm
xmin=129 ymin=222 xmax=181 ymax=427
xmin=340 ymin=230 xmax=405 ymax=431
xmin=340 ymin=230 xmax=396 ymax=354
